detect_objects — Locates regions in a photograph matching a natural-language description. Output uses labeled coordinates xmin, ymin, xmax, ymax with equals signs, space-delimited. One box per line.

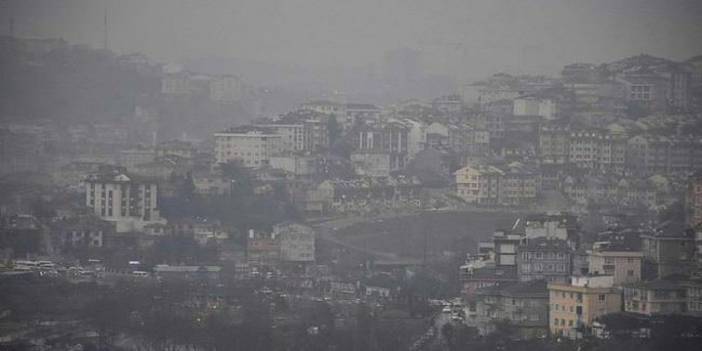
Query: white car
xmin=442 ymin=306 xmax=452 ymax=313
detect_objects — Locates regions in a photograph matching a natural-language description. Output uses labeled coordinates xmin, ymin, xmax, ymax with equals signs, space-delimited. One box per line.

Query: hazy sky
xmin=3 ymin=0 xmax=702 ymax=80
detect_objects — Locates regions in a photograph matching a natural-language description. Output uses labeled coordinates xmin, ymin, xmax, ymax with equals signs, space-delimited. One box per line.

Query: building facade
xmin=548 ymin=276 xmax=622 ymax=339
xmin=214 ymin=127 xmax=283 ymax=167
xmin=588 ymin=247 xmax=642 ymax=286
xmin=516 ymin=238 xmax=572 ymax=283
xmin=84 ymin=172 xmax=163 ymax=232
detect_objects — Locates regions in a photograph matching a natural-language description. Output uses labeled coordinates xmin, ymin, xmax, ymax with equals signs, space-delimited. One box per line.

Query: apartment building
xmin=641 ymin=228 xmax=696 ymax=278
xmin=84 ymin=171 xmax=162 ymax=232
xmin=214 ymin=127 xmax=283 ymax=167
xmin=454 ymin=164 xmax=504 ymax=205
xmin=548 ymin=275 xmax=622 ymax=339
xmin=471 ymin=280 xmax=549 ymax=338
xmin=516 ymin=238 xmax=572 ymax=283
xmin=354 ymin=120 xmax=409 ymax=171
xmin=588 ymin=244 xmax=642 ymax=285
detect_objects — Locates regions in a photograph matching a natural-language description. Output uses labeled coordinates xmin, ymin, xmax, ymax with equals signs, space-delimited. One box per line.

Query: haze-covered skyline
xmin=2 ymin=0 xmax=702 ymax=82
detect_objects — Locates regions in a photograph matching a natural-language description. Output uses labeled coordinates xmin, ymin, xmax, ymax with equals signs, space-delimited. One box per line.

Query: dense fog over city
xmin=1 ymin=1 xmax=702 ymax=350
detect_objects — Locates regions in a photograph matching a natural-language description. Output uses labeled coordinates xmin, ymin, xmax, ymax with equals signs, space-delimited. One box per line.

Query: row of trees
xmin=2 ymin=273 xmax=430 ymax=350
xmin=161 ymin=160 xmax=301 ymax=233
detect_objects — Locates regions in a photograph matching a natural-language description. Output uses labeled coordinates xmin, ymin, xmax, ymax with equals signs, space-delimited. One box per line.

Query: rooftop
xmin=476 ymin=279 xmax=548 ymax=298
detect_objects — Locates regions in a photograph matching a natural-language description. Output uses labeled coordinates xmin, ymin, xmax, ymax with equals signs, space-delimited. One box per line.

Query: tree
xmin=221 ymin=160 xmax=254 ymax=196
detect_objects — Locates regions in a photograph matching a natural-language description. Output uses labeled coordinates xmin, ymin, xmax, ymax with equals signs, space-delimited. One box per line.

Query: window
xmin=631 ymin=85 xmax=652 ymax=101
xmin=598 ymin=294 xmax=606 ymax=302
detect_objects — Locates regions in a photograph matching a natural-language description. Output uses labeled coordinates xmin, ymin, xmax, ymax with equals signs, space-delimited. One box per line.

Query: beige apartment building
xmin=454 ymin=164 xmax=503 ymax=204
xmin=548 ymin=276 xmax=621 ymax=339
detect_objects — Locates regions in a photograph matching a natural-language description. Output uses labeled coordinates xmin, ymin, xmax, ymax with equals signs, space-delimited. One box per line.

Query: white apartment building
xmin=84 ymin=172 xmax=163 ymax=232
xmin=214 ymin=128 xmax=283 ymax=167
xmin=257 ymin=124 xmax=305 ymax=152
xmin=209 ymin=75 xmax=244 ymax=103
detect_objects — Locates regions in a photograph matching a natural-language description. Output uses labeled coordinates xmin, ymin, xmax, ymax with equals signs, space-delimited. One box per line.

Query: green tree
xmin=221 ymin=160 xmax=254 ymax=196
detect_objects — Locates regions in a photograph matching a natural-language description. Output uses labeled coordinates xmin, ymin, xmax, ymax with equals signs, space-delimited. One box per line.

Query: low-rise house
xmin=588 ymin=243 xmax=642 ymax=285
xmin=50 ymin=215 xmax=113 ymax=251
xmin=623 ymin=278 xmax=687 ymax=316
